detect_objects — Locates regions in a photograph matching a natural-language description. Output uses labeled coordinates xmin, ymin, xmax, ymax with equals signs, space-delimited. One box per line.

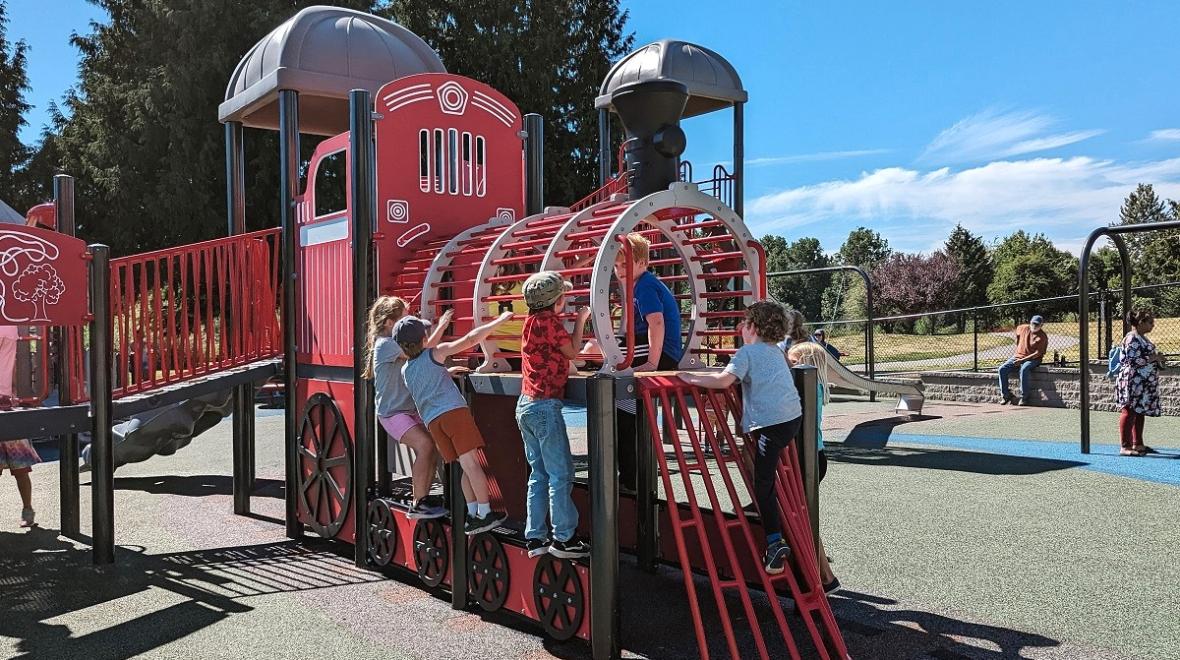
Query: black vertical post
xmin=524 ymin=113 xmax=544 ymax=216
xmin=793 ymin=365 xmax=820 ymax=562
xmin=732 ymin=102 xmax=744 ymax=218
xmin=278 ymin=90 xmax=302 ymax=537
xmin=89 ymin=244 xmax=114 ymax=565
xmin=226 ymin=120 xmax=254 ymax=516
xmin=376 ymin=424 xmax=391 ymax=497
xmin=54 ymin=174 xmax=80 ymax=539
xmin=588 ymin=374 xmax=619 ymax=660
xmin=598 ymin=108 xmax=611 ymax=187
xmin=350 ymin=89 xmax=377 ymax=569
xmin=451 ymin=377 xmax=473 ymax=610
xmin=973 ymin=309 xmax=980 ymax=372
xmin=635 ymin=386 xmax=657 ymax=573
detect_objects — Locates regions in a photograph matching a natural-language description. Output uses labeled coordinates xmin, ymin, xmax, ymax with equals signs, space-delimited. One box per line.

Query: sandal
xmin=1119 ymin=448 xmax=1144 ymax=456
xmin=1132 ymin=445 xmax=1157 ymax=454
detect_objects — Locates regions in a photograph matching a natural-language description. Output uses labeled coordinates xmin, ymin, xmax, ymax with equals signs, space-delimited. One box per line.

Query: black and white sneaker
xmin=526 ymin=538 xmax=550 ymax=558
xmin=763 ymin=540 xmax=791 ymax=575
xmin=407 ymin=497 xmax=447 ymax=520
xmin=464 ymin=510 xmax=507 ymax=536
xmin=823 ymin=577 xmax=841 ymax=595
xmin=548 ymin=538 xmax=590 ymax=559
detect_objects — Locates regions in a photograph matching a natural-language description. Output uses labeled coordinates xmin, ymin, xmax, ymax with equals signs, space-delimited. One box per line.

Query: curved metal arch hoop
xmin=589 ymin=182 xmax=762 ymax=374
xmin=473 ymin=206 xmax=571 ymax=372
xmin=418 ymin=217 xmax=513 ymax=322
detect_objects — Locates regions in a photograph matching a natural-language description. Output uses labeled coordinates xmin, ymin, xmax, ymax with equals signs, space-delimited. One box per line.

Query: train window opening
xmin=313 ymin=150 xmax=347 ymax=218
xmin=448 ymin=129 xmax=458 ymax=194
xmin=419 ymin=129 xmax=430 ymax=192
xmin=434 ymin=129 xmax=444 ymax=193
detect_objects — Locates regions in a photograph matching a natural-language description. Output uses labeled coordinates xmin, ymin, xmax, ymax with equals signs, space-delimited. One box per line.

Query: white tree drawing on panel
xmin=0 ymin=230 xmax=62 ymax=323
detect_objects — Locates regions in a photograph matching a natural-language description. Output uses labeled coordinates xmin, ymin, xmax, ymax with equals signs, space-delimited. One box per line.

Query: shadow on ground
xmin=0 ymin=529 xmax=379 ymax=659
xmin=834 ymin=418 xmax=1085 ymax=476
xmin=108 ymin=475 xmax=285 ymax=499
xmin=2 ymin=525 xmax=1062 ymax=660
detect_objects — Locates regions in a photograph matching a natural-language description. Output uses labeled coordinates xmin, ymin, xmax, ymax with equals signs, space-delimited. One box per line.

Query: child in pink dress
xmin=1 ymin=437 xmax=39 ymax=527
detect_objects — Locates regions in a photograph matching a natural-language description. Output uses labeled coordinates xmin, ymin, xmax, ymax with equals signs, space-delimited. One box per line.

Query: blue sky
xmin=9 ymin=1 xmax=1180 ymax=254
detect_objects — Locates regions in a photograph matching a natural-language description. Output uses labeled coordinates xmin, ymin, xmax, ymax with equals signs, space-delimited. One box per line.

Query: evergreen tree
xmin=1113 ymin=184 xmax=1180 ymax=314
xmin=837 ymin=227 xmax=890 ymax=270
xmin=0 ymin=0 xmax=30 ymax=207
xmin=943 ymin=223 xmax=993 ymax=313
xmin=386 ymin=0 xmax=633 ymax=205
xmin=41 ymin=0 xmax=370 ymax=251
xmin=761 ymin=234 xmax=831 ymax=321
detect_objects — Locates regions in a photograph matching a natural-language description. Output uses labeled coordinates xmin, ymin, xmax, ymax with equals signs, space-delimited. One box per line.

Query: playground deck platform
xmin=2 ymin=400 xmax=1177 ymax=660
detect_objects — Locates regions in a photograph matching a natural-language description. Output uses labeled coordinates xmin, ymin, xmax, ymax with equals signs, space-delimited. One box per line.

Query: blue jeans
xmin=515 ymin=396 xmax=578 ymax=542
xmin=998 ymin=358 xmax=1040 ymax=399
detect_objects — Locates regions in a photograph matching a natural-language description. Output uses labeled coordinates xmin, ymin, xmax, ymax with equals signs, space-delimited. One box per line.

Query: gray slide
xmin=825 ymin=359 xmax=925 ymax=415
xmin=82 ymin=390 xmax=234 ymax=470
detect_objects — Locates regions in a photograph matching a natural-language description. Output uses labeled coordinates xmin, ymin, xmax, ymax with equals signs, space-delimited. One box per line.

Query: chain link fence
xmin=800 ymin=282 xmax=1180 ymax=376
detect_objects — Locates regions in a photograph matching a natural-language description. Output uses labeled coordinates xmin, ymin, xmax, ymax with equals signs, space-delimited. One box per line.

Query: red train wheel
xmin=366 ymin=499 xmax=396 ymax=567
xmin=296 ymin=393 xmax=353 ymax=538
xmin=532 ymin=555 xmax=584 ymax=641
xmin=413 ymin=519 xmax=449 ymax=587
xmin=468 ymin=533 xmax=509 ymax=612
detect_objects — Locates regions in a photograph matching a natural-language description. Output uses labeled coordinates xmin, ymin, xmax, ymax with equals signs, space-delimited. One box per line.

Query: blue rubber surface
xmin=890 ymin=433 xmax=1180 ymax=487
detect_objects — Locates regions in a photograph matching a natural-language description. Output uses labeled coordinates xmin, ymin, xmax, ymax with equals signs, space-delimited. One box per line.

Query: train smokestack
xmin=609 ymin=80 xmax=688 ymax=199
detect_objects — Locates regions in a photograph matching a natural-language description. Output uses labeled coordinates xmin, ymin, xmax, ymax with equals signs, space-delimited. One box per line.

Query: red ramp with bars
xmin=638 ymin=375 xmax=849 ymax=660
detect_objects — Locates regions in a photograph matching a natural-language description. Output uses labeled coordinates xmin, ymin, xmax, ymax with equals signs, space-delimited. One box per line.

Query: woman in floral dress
xmin=1115 ymin=309 xmax=1166 ymax=456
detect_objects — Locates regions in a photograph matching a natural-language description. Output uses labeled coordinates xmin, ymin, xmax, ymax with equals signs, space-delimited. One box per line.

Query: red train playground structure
xmin=0 ymin=7 xmax=853 ymax=659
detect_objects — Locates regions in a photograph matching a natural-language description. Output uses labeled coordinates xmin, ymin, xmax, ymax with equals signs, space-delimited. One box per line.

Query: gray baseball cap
xmin=1030 ymin=315 xmax=1044 ymax=325
xmin=393 ymin=316 xmax=431 ymax=344
xmin=522 ymin=271 xmax=572 ymax=310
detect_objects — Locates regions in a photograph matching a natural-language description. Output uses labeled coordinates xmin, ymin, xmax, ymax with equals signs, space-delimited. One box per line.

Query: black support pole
xmin=793 ymin=365 xmax=820 ymax=561
xmin=598 ymin=108 xmax=611 ymax=187
xmin=588 ymin=374 xmax=619 ymax=660
xmin=451 ymin=377 xmax=474 ymax=610
xmin=350 ymin=89 xmax=377 ymax=569
xmin=732 ymin=102 xmax=745 ymax=218
xmin=278 ymin=89 xmax=302 ymax=538
xmin=524 ymin=113 xmax=544 ymax=216
xmin=89 ymin=244 xmax=114 ymax=565
xmin=54 ymin=174 xmax=80 ymax=539
xmin=635 ymin=386 xmax=657 ymax=573
xmin=226 ymin=120 xmax=254 ymax=516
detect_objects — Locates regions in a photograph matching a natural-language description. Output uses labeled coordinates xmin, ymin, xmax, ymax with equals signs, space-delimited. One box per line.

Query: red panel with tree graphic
xmin=0 ymin=224 xmax=90 ymax=327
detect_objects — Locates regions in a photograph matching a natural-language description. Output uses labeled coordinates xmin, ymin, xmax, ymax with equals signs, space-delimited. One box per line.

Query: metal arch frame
xmin=1077 ymin=220 xmax=1180 ymax=453
xmin=534 ymin=197 xmax=633 ymax=336
xmin=767 ymin=264 xmax=876 ymax=399
xmin=472 ymin=207 xmax=571 ymax=372
xmin=590 ymin=182 xmax=762 ymax=374
xmin=418 ymin=217 xmax=512 ymax=322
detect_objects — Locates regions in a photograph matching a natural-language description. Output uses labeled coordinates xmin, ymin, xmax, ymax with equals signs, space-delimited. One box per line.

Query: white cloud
xmin=747 ymin=156 xmax=1180 ymax=253
xmin=1147 ymin=128 xmax=1180 ymax=142
xmin=745 ymin=149 xmax=890 ymax=167
xmin=919 ymin=108 xmax=1103 ymax=164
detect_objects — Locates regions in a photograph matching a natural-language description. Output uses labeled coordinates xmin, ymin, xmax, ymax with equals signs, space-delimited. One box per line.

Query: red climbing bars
xmin=637 ymin=374 xmax=849 ymax=660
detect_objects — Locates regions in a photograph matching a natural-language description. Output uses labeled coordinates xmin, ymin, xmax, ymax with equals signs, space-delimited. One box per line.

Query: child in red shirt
xmin=517 ymin=271 xmax=591 ymax=558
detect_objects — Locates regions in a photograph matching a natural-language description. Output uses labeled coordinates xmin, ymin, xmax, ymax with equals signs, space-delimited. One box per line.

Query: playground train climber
xmin=998 ymin=315 xmax=1048 ymax=406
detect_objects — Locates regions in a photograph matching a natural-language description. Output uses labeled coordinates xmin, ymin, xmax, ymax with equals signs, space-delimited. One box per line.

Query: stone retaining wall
xmin=918 ymin=365 xmax=1180 ymax=415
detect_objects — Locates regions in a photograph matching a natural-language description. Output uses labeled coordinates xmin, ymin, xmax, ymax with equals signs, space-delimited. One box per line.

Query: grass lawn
xmin=1040 ymin=317 xmax=1180 ymax=355
xmin=825 ymin=329 xmax=1010 ymax=366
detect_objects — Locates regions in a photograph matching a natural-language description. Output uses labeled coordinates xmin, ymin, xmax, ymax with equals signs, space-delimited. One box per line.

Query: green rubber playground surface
xmin=2 ymin=400 xmax=1177 ymax=659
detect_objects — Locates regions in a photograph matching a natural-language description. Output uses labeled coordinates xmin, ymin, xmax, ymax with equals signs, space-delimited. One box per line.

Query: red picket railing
xmin=69 ymin=228 xmax=282 ymax=402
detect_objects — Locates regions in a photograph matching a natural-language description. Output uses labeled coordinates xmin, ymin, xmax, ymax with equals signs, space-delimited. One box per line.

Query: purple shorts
xmin=379 ymin=412 xmax=425 ymax=441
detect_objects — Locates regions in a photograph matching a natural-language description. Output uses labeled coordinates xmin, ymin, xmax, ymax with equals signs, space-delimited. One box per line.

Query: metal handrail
xmin=1078 ymin=220 xmax=1180 ymax=453
xmin=767 ymin=265 xmax=875 ymax=392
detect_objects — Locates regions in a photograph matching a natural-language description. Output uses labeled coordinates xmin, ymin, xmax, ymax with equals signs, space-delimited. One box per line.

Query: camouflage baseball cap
xmin=522 ymin=271 xmax=572 ymax=310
